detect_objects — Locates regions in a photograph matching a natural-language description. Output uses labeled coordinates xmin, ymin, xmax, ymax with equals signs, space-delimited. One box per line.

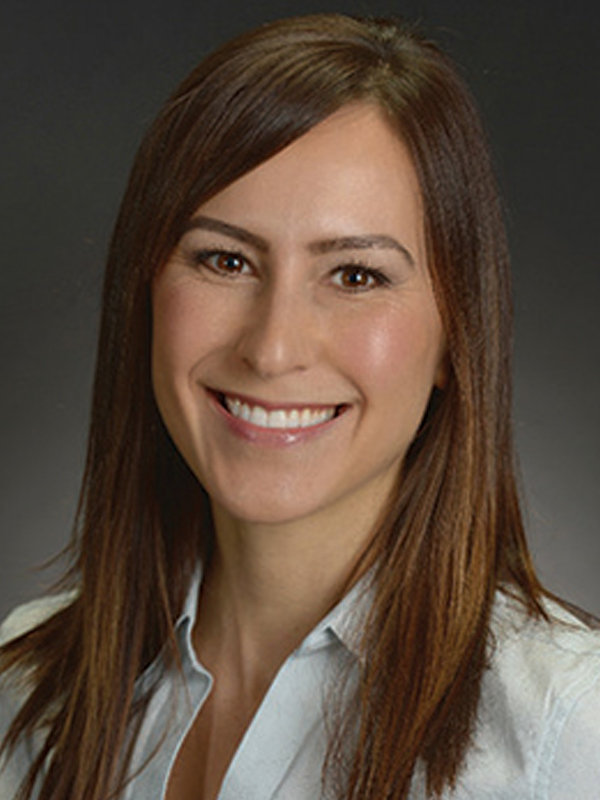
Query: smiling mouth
xmin=215 ymin=392 xmax=345 ymax=430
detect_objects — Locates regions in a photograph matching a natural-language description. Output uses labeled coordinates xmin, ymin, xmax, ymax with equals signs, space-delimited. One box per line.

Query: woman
xmin=1 ymin=13 xmax=599 ymax=800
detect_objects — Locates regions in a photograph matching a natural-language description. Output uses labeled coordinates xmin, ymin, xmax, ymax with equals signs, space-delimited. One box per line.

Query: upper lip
xmin=208 ymin=387 xmax=344 ymax=412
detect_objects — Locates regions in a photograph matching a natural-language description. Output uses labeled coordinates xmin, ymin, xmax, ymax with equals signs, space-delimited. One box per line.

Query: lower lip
xmin=208 ymin=392 xmax=345 ymax=447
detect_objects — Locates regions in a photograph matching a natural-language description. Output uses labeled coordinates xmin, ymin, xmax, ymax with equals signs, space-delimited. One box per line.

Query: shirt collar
xmin=299 ymin=574 xmax=371 ymax=660
xmin=173 ymin=564 xmax=370 ymax=669
xmin=173 ymin=565 xmax=204 ymax=673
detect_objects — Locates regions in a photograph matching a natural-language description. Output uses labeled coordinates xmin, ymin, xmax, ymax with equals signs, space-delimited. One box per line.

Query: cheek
xmin=152 ymin=282 xmax=222 ymax=382
xmin=150 ymin=283 xmax=216 ymax=418
xmin=152 ymin=287 xmax=190 ymax=384
xmin=335 ymin=305 xmax=444 ymax=401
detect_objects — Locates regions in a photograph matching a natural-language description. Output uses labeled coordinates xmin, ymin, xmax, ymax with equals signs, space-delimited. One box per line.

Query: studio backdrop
xmin=1 ymin=0 xmax=598 ymax=618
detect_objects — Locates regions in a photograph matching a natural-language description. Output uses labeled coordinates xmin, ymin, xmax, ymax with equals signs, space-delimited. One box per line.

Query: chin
xmin=209 ymin=481 xmax=332 ymax=528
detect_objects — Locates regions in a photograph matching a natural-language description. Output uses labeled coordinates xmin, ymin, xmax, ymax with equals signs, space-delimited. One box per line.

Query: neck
xmin=194 ymin=483 xmax=390 ymax=686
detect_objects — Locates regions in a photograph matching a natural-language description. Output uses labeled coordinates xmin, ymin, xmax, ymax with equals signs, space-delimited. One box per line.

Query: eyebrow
xmin=309 ymin=234 xmax=414 ymax=267
xmin=184 ymin=215 xmax=415 ymax=267
xmin=184 ymin=215 xmax=269 ymax=252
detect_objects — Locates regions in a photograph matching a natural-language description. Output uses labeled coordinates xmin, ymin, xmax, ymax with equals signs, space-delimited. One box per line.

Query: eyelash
xmin=330 ymin=263 xmax=391 ymax=292
xmin=190 ymin=248 xmax=391 ymax=292
xmin=192 ymin=249 xmax=253 ymax=277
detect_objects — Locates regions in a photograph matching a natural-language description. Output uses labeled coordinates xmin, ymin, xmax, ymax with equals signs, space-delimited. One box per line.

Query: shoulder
xmin=0 ymin=592 xmax=77 ymax=647
xmin=0 ymin=593 xmax=76 ymax=798
xmin=460 ymin=591 xmax=600 ymax=799
xmin=0 ymin=592 xmax=76 ymax=695
xmin=488 ymin=591 xmax=600 ymax=706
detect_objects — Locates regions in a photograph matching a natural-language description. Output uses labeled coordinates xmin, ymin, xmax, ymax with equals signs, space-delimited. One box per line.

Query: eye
xmin=331 ymin=265 xmax=390 ymax=292
xmin=194 ymin=249 xmax=253 ymax=277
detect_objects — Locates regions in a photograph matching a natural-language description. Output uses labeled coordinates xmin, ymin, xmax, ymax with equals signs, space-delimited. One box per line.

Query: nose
xmin=235 ymin=279 xmax=317 ymax=380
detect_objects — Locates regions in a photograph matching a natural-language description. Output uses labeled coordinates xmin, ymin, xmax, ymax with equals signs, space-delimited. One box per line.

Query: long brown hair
xmin=0 ymin=14 xmax=543 ymax=800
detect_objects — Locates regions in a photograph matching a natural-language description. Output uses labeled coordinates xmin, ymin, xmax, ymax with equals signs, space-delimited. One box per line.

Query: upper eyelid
xmin=329 ymin=261 xmax=392 ymax=280
xmin=329 ymin=264 xmax=391 ymax=289
xmin=187 ymin=245 xmax=253 ymax=265
xmin=180 ymin=229 xmax=257 ymax=257
xmin=185 ymin=247 xmax=256 ymax=279
xmin=183 ymin=215 xmax=415 ymax=266
xmin=181 ymin=240 xmax=395 ymax=283
xmin=182 ymin=227 xmax=400 ymax=260
xmin=195 ymin=246 xmax=250 ymax=259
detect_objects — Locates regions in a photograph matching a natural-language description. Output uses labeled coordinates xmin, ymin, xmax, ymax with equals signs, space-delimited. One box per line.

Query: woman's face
xmin=152 ymin=104 xmax=446 ymax=529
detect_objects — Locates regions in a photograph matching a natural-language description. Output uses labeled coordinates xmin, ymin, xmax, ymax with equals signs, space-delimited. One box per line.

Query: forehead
xmin=194 ymin=103 xmax=425 ymax=257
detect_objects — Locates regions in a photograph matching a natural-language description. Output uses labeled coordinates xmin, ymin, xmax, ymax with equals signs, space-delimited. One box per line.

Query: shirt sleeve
xmin=546 ymin=667 xmax=600 ymax=800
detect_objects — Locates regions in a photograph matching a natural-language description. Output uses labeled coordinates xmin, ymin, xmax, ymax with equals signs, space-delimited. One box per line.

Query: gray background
xmin=1 ymin=0 xmax=598 ymax=619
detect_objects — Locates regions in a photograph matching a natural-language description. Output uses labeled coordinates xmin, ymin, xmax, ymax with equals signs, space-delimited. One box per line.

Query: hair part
xmin=1 ymin=14 xmax=544 ymax=800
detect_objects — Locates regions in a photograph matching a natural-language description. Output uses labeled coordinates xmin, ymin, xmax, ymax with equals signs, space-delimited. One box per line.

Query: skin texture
xmin=153 ymin=103 xmax=447 ymax=800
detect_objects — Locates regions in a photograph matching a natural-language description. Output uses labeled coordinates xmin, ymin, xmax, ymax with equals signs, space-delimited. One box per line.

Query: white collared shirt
xmin=1 ymin=573 xmax=600 ymax=799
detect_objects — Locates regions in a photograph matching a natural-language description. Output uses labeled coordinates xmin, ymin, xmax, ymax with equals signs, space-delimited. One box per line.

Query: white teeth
xmin=300 ymin=409 xmax=312 ymax=427
xmin=253 ymin=406 xmax=268 ymax=427
xmin=228 ymin=398 xmax=242 ymax=417
xmin=270 ymin=410 xmax=287 ymax=429
xmin=223 ymin=395 xmax=336 ymax=429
